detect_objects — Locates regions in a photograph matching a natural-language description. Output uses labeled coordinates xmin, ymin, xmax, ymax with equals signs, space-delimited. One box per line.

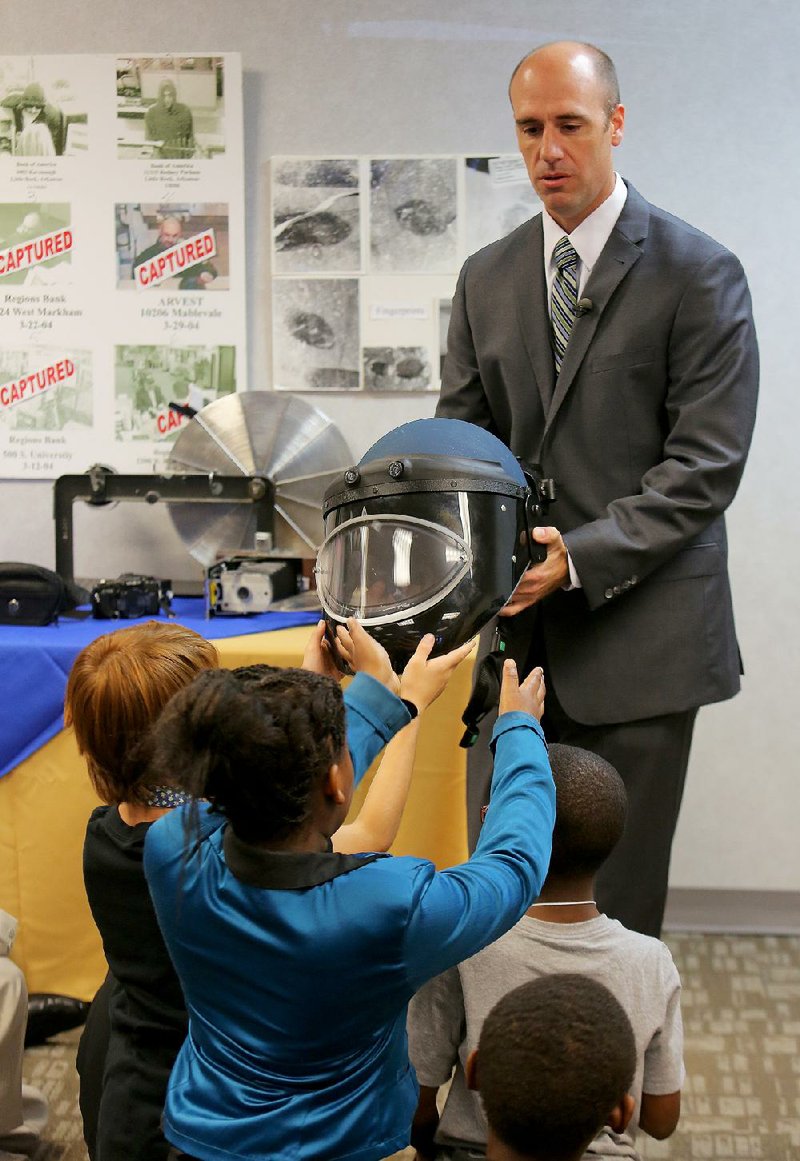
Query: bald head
xmin=158 ymin=216 xmax=183 ymax=247
xmin=507 ymin=39 xmax=625 ymax=233
xmin=510 ymin=41 xmax=620 ymax=120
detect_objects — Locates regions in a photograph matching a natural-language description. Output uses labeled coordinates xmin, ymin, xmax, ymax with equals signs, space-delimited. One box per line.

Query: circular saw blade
xmin=166 ymin=392 xmax=351 ymax=566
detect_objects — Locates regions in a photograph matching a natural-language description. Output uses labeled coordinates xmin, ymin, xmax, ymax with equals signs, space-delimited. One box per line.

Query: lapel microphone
xmin=576 ymin=298 xmax=594 ymax=315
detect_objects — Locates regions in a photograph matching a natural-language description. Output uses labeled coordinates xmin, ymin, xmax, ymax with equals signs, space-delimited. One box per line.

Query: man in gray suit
xmin=437 ymin=41 xmax=759 ymax=936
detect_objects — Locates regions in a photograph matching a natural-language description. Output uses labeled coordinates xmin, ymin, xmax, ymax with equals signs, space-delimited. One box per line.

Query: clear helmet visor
xmin=316 ymin=514 xmax=472 ymax=625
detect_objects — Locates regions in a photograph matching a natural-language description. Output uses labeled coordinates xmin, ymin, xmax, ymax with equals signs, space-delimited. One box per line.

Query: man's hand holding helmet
xmin=500 ymin=526 xmax=569 ymax=617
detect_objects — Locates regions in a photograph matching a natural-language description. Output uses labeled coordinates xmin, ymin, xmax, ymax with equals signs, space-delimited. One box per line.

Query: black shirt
xmin=82 ymin=806 xmax=188 ymax=1160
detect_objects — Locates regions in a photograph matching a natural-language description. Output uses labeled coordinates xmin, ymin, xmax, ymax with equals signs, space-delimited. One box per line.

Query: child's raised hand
xmin=399 ymin=635 xmax=477 ymax=714
xmin=338 ymin=618 xmax=400 ymax=695
xmin=301 ymin=620 xmax=342 ymax=681
xmin=498 ymin=659 xmax=545 ymax=721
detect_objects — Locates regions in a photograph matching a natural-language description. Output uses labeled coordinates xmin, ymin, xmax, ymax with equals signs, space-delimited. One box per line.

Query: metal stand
xmin=53 ymin=465 xmax=273 ymax=587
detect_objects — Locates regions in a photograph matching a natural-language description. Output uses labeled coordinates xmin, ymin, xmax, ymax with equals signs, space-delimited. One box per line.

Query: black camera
xmin=91 ymin=574 xmax=172 ymax=620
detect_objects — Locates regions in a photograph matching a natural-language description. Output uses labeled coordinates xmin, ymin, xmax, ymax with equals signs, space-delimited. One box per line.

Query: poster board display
xmin=270 ymin=153 xmax=540 ymax=394
xmin=0 ymin=53 xmax=246 ymax=479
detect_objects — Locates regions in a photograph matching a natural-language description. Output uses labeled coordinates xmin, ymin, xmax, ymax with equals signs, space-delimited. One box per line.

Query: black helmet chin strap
xmin=459 ymin=623 xmax=509 ymax=748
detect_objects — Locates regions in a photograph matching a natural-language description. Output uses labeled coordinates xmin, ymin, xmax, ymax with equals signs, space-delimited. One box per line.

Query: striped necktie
xmin=551 ymin=236 xmax=579 ymax=373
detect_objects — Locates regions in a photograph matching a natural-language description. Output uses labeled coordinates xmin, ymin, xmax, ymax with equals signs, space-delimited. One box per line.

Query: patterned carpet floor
xmin=19 ymin=933 xmax=800 ymax=1161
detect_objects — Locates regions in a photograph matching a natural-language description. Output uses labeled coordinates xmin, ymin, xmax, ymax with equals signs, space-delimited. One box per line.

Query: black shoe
xmin=25 ymin=993 xmax=90 ymax=1047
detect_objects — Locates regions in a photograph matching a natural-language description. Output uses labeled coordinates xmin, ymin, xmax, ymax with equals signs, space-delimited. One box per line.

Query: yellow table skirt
xmin=0 ymin=626 xmax=470 ymax=1000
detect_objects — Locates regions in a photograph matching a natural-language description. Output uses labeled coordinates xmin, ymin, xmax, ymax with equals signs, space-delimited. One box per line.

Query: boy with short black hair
xmin=409 ymin=743 xmax=683 ymax=1159
xmin=468 ymin=974 xmax=636 ymax=1161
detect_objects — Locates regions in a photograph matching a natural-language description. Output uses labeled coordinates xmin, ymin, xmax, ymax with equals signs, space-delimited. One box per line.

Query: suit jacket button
xmin=630 ymin=575 xmax=638 ymax=585
xmin=605 ymin=587 xmax=614 ymax=600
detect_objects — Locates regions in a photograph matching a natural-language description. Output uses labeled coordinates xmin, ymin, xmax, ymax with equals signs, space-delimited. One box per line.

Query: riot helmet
xmin=316 ymin=418 xmax=551 ymax=669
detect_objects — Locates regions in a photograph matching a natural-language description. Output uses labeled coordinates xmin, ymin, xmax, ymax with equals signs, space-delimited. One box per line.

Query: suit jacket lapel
xmin=512 ymin=216 xmax=556 ymax=414
xmin=544 ymin=184 xmax=651 ymax=435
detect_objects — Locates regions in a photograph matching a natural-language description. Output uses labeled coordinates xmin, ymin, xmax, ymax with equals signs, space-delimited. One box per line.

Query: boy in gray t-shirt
xmin=408 ymin=744 xmax=683 ymax=1160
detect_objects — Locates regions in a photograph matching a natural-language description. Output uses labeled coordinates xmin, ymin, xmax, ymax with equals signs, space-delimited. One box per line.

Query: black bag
xmin=0 ymin=562 xmax=89 ymax=626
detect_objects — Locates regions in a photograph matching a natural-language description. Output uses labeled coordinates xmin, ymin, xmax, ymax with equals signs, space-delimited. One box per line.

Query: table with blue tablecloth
xmin=0 ymin=602 xmax=471 ymax=999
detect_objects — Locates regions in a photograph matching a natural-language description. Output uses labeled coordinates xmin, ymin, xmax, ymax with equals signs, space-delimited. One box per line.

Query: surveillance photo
xmin=116 ymin=56 xmax=225 ymax=160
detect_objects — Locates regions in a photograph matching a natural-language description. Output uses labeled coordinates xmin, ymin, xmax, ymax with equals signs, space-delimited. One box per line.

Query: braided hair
xmin=146 ymin=666 xmax=346 ymax=844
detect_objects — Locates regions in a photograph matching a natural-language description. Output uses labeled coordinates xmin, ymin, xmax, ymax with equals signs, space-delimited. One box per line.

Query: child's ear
xmin=607 ymin=1092 xmax=635 ymax=1134
xmin=323 ymin=763 xmax=347 ymax=805
xmin=465 ymin=1048 xmax=479 ymax=1092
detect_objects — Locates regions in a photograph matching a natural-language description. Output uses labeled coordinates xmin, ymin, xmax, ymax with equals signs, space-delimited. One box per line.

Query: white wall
xmin=3 ymin=0 xmax=798 ymax=892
